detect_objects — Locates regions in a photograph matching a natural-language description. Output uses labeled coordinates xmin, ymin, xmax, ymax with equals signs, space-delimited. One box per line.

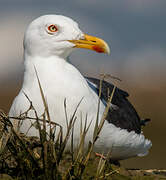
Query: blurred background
xmin=0 ymin=0 xmax=165 ymax=169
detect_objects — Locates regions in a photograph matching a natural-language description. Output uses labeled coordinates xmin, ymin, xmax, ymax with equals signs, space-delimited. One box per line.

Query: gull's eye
xmin=48 ymin=24 xmax=58 ymax=32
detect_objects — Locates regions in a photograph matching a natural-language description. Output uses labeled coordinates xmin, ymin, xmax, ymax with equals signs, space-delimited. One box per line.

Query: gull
xmin=9 ymin=14 xmax=152 ymax=160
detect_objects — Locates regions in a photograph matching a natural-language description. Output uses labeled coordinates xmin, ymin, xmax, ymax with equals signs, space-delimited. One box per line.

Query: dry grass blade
xmin=93 ymin=77 xmax=103 ymax=142
xmin=96 ymin=154 xmax=106 ymax=178
xmin=96 ymin=86 xmax=116 ymax=140
xmin=71 ymin=126 xmax=74 ymax=162
xmin=96 ymin=151 xmax=112 ymax=179
xmin=23 ymin=92 xmax=43 ymax=140
xmin=64 ymin=98 xmax=69 ymax=129
xmin=34 ymin=67 xmax=50 ymax=136
xmin=75 ymin=116 xmax=92 ymax=162
xmin=98 ymin=169 xmax=119 ymax=179
xmin=100 ymin=73 xmax=122 ymax=82
xmin=9 ymin=116 xmax=61 ymax=127
xmin=93 ymin=85 xmax=116 ymax=143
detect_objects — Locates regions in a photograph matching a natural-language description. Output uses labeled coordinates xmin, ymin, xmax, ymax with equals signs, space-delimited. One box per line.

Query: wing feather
xmin=86 ymin=77 xmax=145 ymax=134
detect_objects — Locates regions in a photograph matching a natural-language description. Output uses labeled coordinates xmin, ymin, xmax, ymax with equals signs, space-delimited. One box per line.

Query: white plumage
xmin=9 ymin=14 xmax=151 ymax=160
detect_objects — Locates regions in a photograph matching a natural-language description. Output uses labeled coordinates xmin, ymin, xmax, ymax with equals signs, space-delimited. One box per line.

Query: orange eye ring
xmin=48 ymin=24 xmax=58 ymax=32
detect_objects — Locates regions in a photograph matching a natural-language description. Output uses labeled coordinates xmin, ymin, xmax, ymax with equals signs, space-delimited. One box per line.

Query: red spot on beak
xmin=92 ymin=45 xmax=104 ymax=53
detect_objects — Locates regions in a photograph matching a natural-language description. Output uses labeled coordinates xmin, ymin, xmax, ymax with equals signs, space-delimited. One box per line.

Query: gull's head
xmin=24 ymin=14 xmax=110 ymax=58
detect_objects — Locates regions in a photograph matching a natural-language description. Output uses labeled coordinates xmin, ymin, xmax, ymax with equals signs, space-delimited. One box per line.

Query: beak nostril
xmin=91 ymin=40 xmax=96 ymax=43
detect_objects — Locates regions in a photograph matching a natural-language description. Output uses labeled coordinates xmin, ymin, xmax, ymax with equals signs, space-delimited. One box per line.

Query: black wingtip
xmin=140 ymin=118 xmax=151 ymax=126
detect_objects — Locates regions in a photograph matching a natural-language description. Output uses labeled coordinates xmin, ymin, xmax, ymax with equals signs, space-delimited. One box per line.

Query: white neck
xmin=22 ymin=54 xmax=66 ymax=87
xmin=22 ymin=53 xmax=87 ymax=94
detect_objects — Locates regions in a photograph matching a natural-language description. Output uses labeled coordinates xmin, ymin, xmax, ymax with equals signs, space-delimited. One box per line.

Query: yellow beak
xmin=68 ymin=34 xmax=110 ymax=54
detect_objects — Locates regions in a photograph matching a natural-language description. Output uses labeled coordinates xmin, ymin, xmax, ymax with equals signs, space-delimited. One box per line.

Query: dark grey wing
xmin=86 ymin=77 xmax=146 ymax=134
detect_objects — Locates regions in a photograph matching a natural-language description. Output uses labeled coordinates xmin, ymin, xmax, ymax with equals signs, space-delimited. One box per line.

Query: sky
xmin=0 ymin=0 xmax=166 ymax=90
